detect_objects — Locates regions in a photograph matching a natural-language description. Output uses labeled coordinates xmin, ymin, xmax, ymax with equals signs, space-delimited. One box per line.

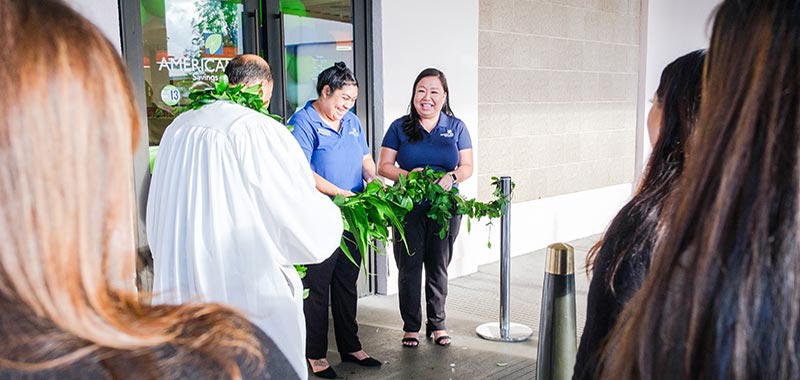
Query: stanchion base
xmin=475 ymin=322 xmax=533 ymax=342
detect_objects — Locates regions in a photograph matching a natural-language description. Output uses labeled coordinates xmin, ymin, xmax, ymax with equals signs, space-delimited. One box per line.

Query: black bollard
xmin=535 ymin=243 xmax=577 ymax=380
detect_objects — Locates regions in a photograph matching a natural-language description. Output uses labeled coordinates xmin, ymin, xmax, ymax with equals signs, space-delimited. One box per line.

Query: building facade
xmin=69 ymin=0 xmax=719 ymax=295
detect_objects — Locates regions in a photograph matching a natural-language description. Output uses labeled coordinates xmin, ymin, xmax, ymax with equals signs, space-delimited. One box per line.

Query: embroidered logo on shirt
xmin=318 ymin=128 xmax=332 ymax=136
xmin=440 ymin=129 xmax=454 ymax=138
xmin=348 ymin=129 xmax=360 ymax=138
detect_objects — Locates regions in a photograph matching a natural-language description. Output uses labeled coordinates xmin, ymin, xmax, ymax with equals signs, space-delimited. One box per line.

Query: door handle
xmin=247 ymin=10 xmax=260 ymax=54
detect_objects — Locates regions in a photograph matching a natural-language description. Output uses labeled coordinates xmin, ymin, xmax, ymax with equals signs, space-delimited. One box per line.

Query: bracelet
xmin=449 ymin=172 xmax=458 ymax=183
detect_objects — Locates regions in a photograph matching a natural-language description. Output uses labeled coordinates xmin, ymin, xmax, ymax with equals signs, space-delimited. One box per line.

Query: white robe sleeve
xmin=230 ymin=115 xmax=343 ymax=265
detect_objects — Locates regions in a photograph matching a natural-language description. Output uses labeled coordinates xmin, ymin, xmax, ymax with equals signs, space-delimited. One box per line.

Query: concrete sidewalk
xmin=309 ymin=235 xmax=597 ymax=380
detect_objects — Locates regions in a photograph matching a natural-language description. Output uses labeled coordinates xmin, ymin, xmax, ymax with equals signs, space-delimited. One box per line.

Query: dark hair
xmin=585 ymin=50 xmax=705 ymax=291
xmin=401 ymin=68 xmax=455 ymax=143
xmin=602 ymin=1 xmax=800 ymax=379
xmin=225 ymin=54 xmax=272 ymax=85
xmin=316 ymin=61 xmax=357 ymax=95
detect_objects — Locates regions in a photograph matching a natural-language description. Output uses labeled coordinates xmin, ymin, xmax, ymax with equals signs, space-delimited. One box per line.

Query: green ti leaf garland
xmin=333 ymin=167 xmax=513 ymax=267
xmin=180 ymin=74 xmax=287 ymax=128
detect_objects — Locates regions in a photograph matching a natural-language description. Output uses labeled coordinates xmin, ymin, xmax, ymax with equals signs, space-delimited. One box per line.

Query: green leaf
xmin=365 ymin=180 xmax=382 ymax=195
xmin=242 ymin=84 xmax=261 ymax=95
xmin=339 ymin=234 xmax=359 ymax=267
xmin=333 ymin=194 xmax=347 ymax=206
xmin=294 ymin=264 xmax=307 ymax=279
xmin=228 ymin=84 xmax=243 ymax=95
xmin=215 ymin=74 xmax=229 ymax=93
xmin=399 ymin=196 xmax=413 ymax=211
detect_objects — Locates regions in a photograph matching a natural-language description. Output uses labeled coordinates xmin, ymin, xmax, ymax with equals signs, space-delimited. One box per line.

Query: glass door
xmin=265 ymin=0 xmax=373 ymax=296
xmin=141 ymin=0 xmax=260 ymax=146
xmin=280 ymin=1 xmax=354 ymax=119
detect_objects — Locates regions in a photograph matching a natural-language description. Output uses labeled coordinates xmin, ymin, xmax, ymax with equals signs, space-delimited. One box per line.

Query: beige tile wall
xmin=477 ymin=0 xmax=640 ymax=201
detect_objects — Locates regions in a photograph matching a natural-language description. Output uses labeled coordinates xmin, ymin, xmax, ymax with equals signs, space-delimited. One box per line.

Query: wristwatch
xmin=449 ymin=172 xmax=458 ymax=183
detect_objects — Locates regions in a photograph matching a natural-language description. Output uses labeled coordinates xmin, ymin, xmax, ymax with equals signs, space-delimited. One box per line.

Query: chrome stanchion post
xmin=499 ymin=176 xmax=512 ymax=338
xmin=535 ymin=243 xmax=577 ymax=380
xmin=476 ymin=176 xmax=533 ymax=342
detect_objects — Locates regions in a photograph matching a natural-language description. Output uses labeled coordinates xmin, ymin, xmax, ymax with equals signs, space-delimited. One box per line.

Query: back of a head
xmin=648 ymin=49 xmax=705 ymax=181
xmin=0 ymin=0 xmax=140 ymax=331
xmin=585 ymin=50 xmax=705 ymax=285
xmin=0 ymin=0 xmax=262 ymax=376
xmin=602 ymin=1 xmax=800 ymax=379
xmin=225 ymin=54 xmax=272 ymax=86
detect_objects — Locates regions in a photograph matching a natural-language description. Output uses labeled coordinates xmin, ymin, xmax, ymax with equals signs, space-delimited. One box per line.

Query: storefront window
xmin=141 ymin=0 xmax=246 ymax=145
xmin=281 ymin=0 xmax=353 ymax=119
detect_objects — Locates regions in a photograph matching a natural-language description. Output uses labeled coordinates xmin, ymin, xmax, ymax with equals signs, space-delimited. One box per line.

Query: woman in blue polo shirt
xmin=289 ymin=62 xmax=382 ymax=379
xmin=378 ymin=68 xmax=474 ymax=348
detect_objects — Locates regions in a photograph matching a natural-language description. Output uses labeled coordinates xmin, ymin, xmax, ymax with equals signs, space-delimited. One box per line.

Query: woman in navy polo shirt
xmin=378 ymin=68 xmax=474 ymax=348
xmin=289 ymin=62 xmax=382 ymax=379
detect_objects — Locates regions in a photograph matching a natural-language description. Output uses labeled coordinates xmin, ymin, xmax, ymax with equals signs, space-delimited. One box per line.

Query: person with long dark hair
xmin=378 ymin=68 xmax=474 ymax=348
xmin=573 ymin=49 xmax=705 ymax=380
xmin=0 ymin=0 xmax=298 ymax=378
xmin=601 ymin=1 xmax=800 ymax=378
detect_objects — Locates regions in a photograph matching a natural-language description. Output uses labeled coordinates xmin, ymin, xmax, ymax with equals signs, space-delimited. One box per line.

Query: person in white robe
xmin=146 ymin=55 xmax=342 ymax=380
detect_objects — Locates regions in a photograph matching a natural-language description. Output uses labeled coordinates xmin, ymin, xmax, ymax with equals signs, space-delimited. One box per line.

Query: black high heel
xmin=308 ymin=359 xmax=338 ymax=379
xmin=312 ymin=366 xmax=337 ymax=379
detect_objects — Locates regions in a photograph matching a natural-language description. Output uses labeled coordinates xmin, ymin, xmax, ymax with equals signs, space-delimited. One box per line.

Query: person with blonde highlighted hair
xmin=0 ymin=0 xmax=296 ymax=378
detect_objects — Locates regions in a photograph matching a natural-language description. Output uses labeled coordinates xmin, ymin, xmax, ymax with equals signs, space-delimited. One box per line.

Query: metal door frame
xmin=261 ymin=0 xmax=377 ymax=295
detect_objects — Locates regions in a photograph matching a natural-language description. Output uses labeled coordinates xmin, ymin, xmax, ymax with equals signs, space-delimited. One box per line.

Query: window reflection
xmin=281 ymin=0 xmax=353 ymax=119
xmin=142 ymin=0 xmax=245 ymax=146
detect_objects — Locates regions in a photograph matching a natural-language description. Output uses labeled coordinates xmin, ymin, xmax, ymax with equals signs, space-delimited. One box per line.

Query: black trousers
xmin=393 ymin=204 xmax=461 ymax=333
xmin=303 ymin=232 xmax=362 ymax=359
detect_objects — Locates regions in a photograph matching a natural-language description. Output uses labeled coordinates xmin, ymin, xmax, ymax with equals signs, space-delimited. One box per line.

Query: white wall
xmin=372 ymin=0 xmax=634 ymax=295
xmin=373 ymin=0 xmax=479 ymax=294
xmin=636 ymin=0 xmax=721 ymax=170
xmin=461 ymin=184 xmax=632 ymax=270
xmin=64 ymin=0 xmax=122 ymax=52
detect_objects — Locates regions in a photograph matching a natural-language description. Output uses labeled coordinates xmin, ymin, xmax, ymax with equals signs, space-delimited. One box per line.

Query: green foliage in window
xmin=191 ymin=0 xmax=240 ymax=58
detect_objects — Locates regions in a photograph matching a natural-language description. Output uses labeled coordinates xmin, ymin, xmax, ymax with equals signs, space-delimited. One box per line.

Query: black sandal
xmin=434 ymin=335 xmax=452 ymax=346
xmin=401 ymin=337 xmax=420 ymax=348
xmin=426 ymin=325 xmax=452 ymax=346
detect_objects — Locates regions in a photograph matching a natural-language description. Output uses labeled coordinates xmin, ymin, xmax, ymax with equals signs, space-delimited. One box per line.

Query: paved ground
xmin=308 ymin=235 xmax=597 ymax=380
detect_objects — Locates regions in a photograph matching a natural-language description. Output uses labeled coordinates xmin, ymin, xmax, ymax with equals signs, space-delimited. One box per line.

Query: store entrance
xmin=136 ymin=0 xmax=375 ymax=297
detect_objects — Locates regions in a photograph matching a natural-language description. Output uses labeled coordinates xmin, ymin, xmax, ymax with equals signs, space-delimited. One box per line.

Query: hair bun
xmin=334 ymin=61 xmax=347 ymax=71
